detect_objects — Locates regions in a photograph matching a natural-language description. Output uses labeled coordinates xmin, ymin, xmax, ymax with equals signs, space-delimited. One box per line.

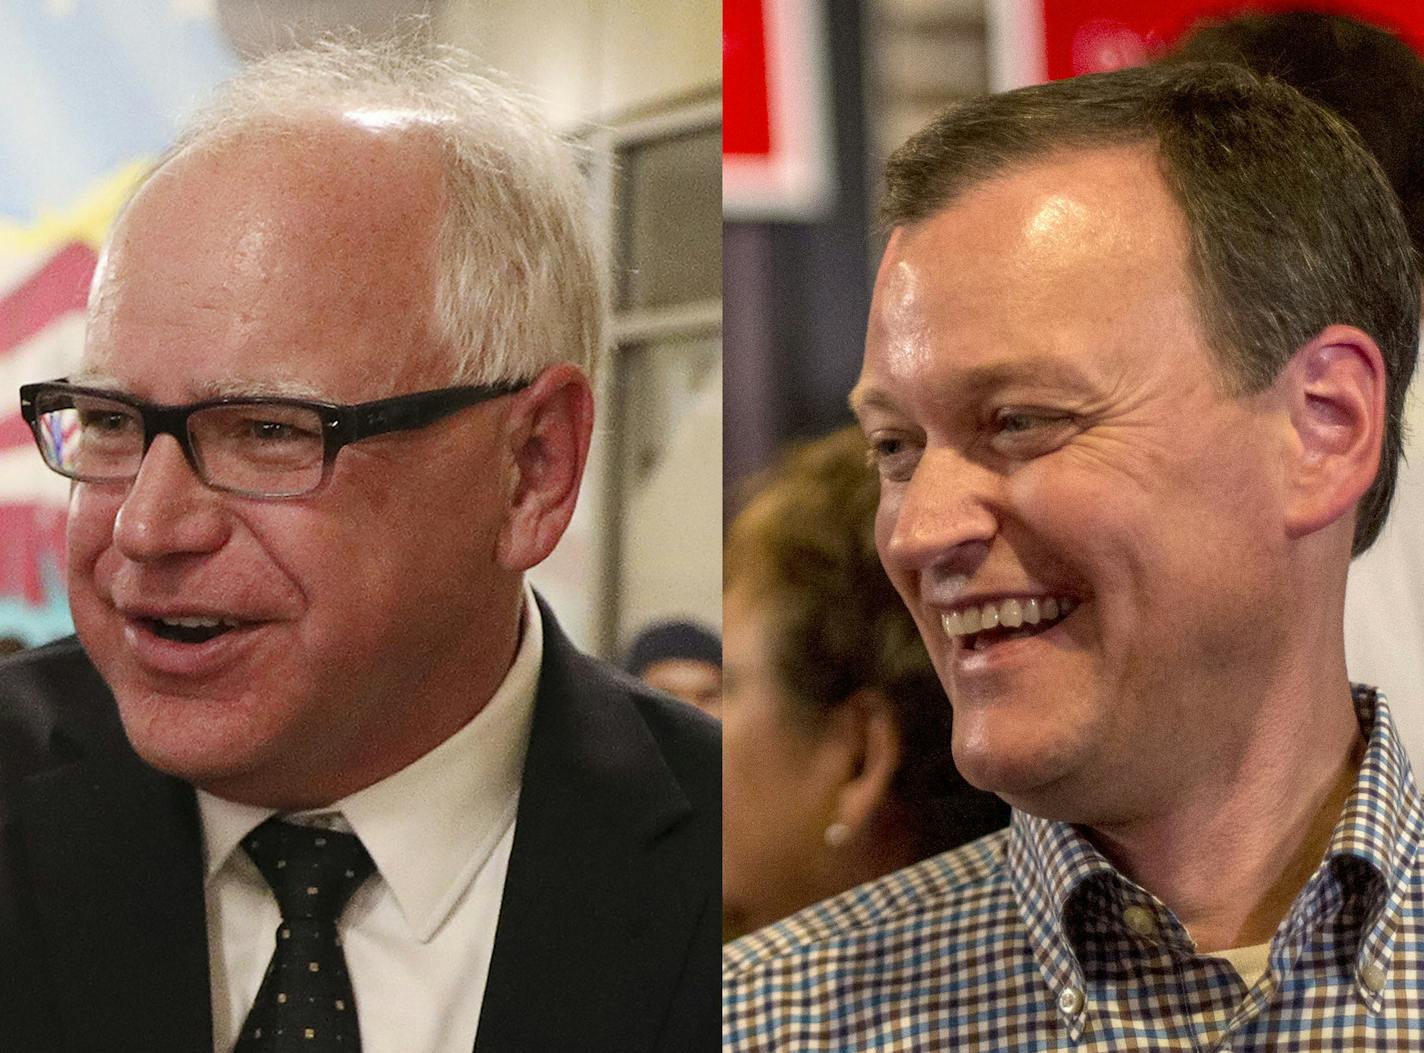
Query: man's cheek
xmin=874 ymin=497 xmax=908 ymax=580
xmin=66 ymin=485 xmax=120 ymax=554
xmin=64 ymin=489 xmax=121 ymax=606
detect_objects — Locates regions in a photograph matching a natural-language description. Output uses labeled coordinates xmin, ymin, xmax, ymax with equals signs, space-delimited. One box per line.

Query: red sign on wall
xmin=725 ymin=0 xmax=773 ymax=158
xmin=990 ymin=0 xmax=1424 ymax=88
xmin=724 ymin=0 xmax=835 ymax=220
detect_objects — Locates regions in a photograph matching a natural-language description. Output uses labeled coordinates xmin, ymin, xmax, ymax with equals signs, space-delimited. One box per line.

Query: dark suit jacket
xmin=0 ymin=604 xmax=719 ymax=1052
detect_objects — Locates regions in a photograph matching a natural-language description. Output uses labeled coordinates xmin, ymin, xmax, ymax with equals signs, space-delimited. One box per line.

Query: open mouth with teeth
xmin=145 ymin=616 xmax=242 ymax=645
xmin=941 ymin=596 xmax=1077 ymax=651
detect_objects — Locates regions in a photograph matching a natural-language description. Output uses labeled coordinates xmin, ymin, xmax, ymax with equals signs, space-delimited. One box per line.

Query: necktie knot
xmin=242 ymin=817 xmax=375 ymax=922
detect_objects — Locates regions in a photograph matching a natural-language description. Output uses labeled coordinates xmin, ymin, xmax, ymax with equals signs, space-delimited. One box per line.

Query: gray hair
xmin=148 ymin=39 xmax=606 ymax=386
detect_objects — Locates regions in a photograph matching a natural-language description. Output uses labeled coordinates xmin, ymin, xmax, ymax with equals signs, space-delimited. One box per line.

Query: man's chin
xmin=951 ymin=731 xmax=1093 ymax=818
xmin=112 ymin=686 xmax=265 ymax=783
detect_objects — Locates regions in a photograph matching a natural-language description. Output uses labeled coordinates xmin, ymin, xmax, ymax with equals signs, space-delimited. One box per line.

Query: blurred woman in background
xmin=722 ymin=425 xmax=1009 ymax=941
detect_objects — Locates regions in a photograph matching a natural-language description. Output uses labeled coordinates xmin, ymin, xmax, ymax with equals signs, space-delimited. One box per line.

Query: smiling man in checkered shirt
xmin=724 ymin=61 xmax=1424 ymax=1051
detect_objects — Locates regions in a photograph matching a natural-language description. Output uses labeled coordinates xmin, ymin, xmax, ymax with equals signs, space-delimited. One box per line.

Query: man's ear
xmin=1280 ymin=324 xmax=1386 ymax=541
xmin=823 ymin=690 xmax=904 ymax=846
xmin=495 ymin=363 xmax=595 ymax=571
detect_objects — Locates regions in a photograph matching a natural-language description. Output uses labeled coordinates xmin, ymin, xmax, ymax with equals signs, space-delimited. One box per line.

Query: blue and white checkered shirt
xmin=724 ymin=687 xmax=1424 ymax=1051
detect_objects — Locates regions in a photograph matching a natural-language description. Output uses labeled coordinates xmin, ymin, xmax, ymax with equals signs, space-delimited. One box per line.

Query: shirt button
xmin=1123 ymin=905 xmax=1156 ymax=937
xmin=1058 ymin=987 xmax=1084 ymax=1015
xmin=1361 ymin=964 xmax=1387 ymax=993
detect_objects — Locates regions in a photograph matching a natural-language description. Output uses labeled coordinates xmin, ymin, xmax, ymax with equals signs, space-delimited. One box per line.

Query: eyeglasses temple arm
xmin=349 ymin=381 xmax=531 ymax=440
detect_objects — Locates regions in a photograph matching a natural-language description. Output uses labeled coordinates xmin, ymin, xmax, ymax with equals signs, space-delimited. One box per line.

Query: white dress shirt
xmin=198 ymin=586 xmax=542 ymax=1053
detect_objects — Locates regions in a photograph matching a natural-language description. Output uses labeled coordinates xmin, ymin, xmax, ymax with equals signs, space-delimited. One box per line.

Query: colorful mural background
xmin=0 ymin=0 xmax=237 ymax=647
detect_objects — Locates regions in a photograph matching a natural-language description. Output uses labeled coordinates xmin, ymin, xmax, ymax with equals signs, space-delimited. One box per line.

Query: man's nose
xmin=879 ymin=448 xmax=999 ymax=576
xmin=112 ymin=435 xmax=229 ymax=562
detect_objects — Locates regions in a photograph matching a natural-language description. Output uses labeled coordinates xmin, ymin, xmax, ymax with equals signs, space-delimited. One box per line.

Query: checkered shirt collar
xmin=1008 ymin=685 xmax=1422 ymax=1011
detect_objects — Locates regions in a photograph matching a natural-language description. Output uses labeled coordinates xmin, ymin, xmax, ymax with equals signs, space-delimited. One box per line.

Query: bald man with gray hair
xmin=1 ymin=41 xmax=717 ymax=1053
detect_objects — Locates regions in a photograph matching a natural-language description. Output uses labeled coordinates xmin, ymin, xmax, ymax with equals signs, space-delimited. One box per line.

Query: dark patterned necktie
xmin=234 ymin=817 xmax=377 ymax=1051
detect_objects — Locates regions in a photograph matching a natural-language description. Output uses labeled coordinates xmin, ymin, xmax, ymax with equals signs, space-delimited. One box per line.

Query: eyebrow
xmin=195 ymin=377 xmax=331 ymax=401
xmin=849 ymin=354 xmax=1102 ymax=418
xmin=847 ymin=386 xmax=897 ymax=422
xmin=65 ymin=371 xmax=331 ymax=402
xmin=66 ymin=370 xmax=124 ymax=391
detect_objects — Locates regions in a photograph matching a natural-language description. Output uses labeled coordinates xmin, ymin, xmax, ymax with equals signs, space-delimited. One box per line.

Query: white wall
xmin=436 ymin=0 xmax=720 ymax=129
xmin=435 ymin=1 xmax=723 ymax=656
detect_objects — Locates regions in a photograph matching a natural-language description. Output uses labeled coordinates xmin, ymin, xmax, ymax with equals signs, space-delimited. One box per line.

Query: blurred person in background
xmin=624 ymin=619 xmax=722 ymax=715
xmin=1167 ymin=8 xmax=1424 ymax=766
xmin=722 ymin=425 xmax=1009 ymax=942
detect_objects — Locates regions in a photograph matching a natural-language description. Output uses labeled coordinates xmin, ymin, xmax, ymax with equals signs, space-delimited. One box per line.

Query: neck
xmin=1086 ymin=680 xmax=1365 ymax=952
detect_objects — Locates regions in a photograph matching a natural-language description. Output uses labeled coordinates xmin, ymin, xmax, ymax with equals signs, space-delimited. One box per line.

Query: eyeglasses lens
xmin=188 ymin=403 xmax=326 ymax=495
xmin=32 ymin=393 xmax=328 ymax=496
xmin=34 ymin=392 xmax=142 ymax=482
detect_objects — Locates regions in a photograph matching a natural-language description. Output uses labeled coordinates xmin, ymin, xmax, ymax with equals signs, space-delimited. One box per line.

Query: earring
xmin=824 ymin=821 xmax=852 ymax=848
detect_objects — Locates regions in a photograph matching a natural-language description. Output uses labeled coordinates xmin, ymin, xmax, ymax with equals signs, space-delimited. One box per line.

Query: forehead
xmin=85 ymin=118 xmax=449 ymax=400
xmin=854 ymin=145 xmax=1205 ymax=411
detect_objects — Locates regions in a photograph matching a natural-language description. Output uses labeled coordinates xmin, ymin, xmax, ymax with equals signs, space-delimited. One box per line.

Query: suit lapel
xmin=19 ymin=754 xmax=212 ymax=1051
xmin=475 ymin=609 xmax=710 ymax=1053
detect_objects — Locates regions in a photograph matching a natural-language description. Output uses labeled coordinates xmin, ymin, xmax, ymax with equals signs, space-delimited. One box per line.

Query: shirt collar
xmin=1320 ymin=686 xmax=1416 ymax=884
xmin=198 ymin=581 xmax=543 ymax=942
xmin=1008 ymin=805 xmax=1114 ymax=1003
xmin=1009 ymin=685 xmax=1423 ymax=1007
xmin=1277 ymin=686 xmax=1421 ymax=1007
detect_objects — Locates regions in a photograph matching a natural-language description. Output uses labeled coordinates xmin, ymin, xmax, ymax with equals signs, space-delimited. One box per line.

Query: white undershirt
xmin=198 ymin=585 xmax=542 ymax=1053
xmin=1216 ymin=941 xmax=1272 ymax=989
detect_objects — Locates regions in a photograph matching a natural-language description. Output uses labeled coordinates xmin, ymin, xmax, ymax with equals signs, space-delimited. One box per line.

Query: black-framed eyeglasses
xmin=18 ymin=377 xmax=531 ymax=499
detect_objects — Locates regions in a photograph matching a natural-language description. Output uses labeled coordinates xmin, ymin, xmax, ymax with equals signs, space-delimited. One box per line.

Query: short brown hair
xmin=725 ymin=426 xmax=1009 ymax=852
xmin=883 ymin=61 xmax=1419 ymax=555
xmin=1169 ymin=12 xmax=1424 ymax=258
